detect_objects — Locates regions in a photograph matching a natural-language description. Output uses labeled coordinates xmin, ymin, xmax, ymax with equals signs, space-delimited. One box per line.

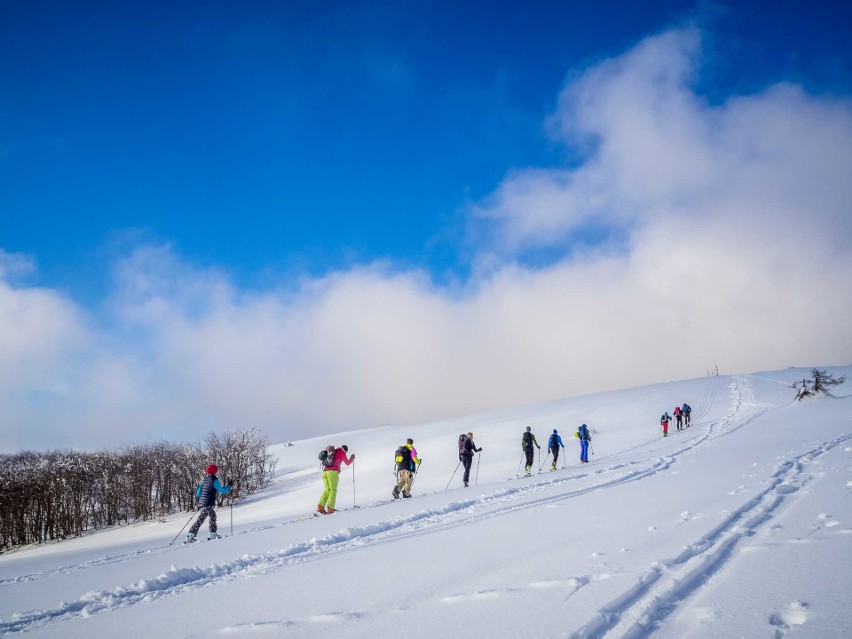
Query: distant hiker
xmin=392 ymin=438 xmax=421 ymax=499
xmin=661 ymin=412 xmax=670 ymax=437
xmin=576 ymin=424 xmax=592 ymax=463
xmin=521 ymin=427 xmax=540 ymax=476
xmin=458 ymin=432 xmax=482 ymax=487
xmin=317 ymin=445 xmax=355 ymax=514
xmin=186 ymin=464 xmax=233 ymax=542
xmin=674 ymin=406 xmax=683 ymax=431
xmin=682 ymin=403 xmax=692 ymax=426
xmin=547 ymin=429 xmax=565 ymax=470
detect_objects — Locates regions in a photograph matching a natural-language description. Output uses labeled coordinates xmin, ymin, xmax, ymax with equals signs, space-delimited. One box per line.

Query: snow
xmin=1 ymin=366 xmax=850 ymax=638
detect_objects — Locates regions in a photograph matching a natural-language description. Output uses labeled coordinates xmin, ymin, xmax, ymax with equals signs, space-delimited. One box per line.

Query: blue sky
xmin=2 ymin=1 xmax=852 ymax=451
xmin=3 ymin=1 xmax=850 ymax=298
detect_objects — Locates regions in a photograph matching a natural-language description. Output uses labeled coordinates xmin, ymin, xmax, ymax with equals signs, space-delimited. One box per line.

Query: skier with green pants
xmin=317 ymin=445 xmax=355 ymax=514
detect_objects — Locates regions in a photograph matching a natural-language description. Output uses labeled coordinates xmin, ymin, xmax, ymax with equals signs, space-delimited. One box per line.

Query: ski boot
xmin=185 ymin=532 xmax=196 ymax=543
xmin=402 ymin=493 xmax=412 ymax=499
xmin=392 ymin=487 xmax=400 ymax=499
xmin=325 ymin=508 xmax=336 ymax=514
xmin=208 ymin=532 xmax=221 ymax=540
xmin=316 ymin=505 xmax=327 ymax=514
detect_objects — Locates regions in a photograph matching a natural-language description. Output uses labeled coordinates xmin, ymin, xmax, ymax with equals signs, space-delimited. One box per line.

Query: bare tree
xmin=791 ymin=368 xmax=847 ymax=400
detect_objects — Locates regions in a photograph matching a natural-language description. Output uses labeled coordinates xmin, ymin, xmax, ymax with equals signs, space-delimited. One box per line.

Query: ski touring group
xmin=660 ymin=403 xmax=691 ymax=437
xmin=183 ymin=402 xmax=691 ymax=536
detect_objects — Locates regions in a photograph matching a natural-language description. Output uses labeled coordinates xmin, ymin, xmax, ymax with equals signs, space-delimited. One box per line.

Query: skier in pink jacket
xmin=317 ymin=445 xmax=355 ymax=514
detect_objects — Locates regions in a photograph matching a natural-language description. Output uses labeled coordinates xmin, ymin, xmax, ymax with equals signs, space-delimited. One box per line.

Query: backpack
xmin=674 ymin=407 xmax=681 ymax=416
xmin=318 ymin=448 xmax=336 ymax=467
xmin=548 ymin=433 xmax=558 ymax=448
xmin=458 ymin=434 xmax=467 ymax=456
xmin=395 ymin=445 xmax=411 ymax=468
xmin=578 ymin=425 xmax=589 ymax=440
xmin=683 ymin=404 xmax=691 ymax=413
xmin=522 ymin=431 xmax=533 ymax=448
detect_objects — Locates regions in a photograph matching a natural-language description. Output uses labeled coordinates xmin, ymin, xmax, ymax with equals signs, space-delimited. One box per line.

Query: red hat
xmin=206 ymin=464 xmax=218 ymax=475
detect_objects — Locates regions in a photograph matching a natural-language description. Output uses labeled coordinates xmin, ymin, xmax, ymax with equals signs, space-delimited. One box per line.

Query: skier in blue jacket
xmin=547 ymin=429 xmax=565 ymax=470
xmin=576 ymin=424 xmax=592 ymax=463
xmin=186 ymin=464 xmax=233 ymax=542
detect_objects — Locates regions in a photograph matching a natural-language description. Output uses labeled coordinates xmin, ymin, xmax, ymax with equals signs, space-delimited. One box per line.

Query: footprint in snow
xmin=817 ymin=513 xmax=841 ymax=528
xmin=728 ymin=485 xmax=747 ymax=495
xmin=769 ymin=601 xmax=809 ymax=630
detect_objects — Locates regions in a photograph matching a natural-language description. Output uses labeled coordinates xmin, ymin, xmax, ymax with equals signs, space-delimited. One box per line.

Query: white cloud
xmin=2 ymin=26 xmax=851 ymax=451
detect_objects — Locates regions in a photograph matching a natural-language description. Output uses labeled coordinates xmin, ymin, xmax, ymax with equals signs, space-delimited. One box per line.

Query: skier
xmin=682 ymin=403 xmax=692 ymax=427
xmin=661 ymin=412 xmax=670 ymax=437
xmin=576 ymin=424 xmax=592 ymax=463
xmin=547 ymin=429 xmax=565 ymax=470
xmin=317 ymin=445 xmax=355 ymax=514
xmin=459 ymin=432 xmax=482 ymax=487
xmin=521 ymin=427 xmax=540 ymax=476
xmin=392 ymin=438 xmax=421 ymax=499
xmin=186 ymin=464 xmax=233 ymax=542
xmin=674 ymin=405 xmax=683 ymax=431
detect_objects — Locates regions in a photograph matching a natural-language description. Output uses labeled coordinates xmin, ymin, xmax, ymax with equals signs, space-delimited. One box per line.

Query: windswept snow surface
xmin=1 ymin=367 xmax=850 ymax=638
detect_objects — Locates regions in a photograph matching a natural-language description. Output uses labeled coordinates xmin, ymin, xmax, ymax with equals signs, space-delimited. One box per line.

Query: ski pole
xmin=352 ymin=460 xmax=356 ymax=509
xmin=475 ymin=452 xmax=481 ymax=486
xmin=230 ymin=495 xmax=234 ymax=538
xmin=169 ymin=510 xmax=197 ymax=546
xmin=539 ymin=450 xmax=550 ymax=472
xmin=590 ymin=442 xmax=595 ymax=456
xmin=445 ymin=461 xmax=461 ymax=490
xmin=563 ymin=447 xmax=567 ymax=469
xmin=516 ymin=452 xmax=524 ymax=477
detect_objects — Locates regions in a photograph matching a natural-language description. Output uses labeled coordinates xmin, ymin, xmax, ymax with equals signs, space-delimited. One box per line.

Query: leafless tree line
xmin=0 ymin=428 xmax=276 ymax=551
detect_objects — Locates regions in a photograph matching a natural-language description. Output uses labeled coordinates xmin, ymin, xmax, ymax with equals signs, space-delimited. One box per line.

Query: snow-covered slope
xmin=1 ymin=367 xmax=850 ymax=638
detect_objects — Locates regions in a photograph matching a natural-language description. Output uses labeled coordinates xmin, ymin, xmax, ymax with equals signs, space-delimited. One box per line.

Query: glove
xmin=351 ymin=454 xmax=356 ymax=461
xmin=226 ymin=479 xmax=233 ymax=487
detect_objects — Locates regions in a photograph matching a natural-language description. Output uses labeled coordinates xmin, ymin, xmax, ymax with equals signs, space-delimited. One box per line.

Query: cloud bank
xmin=3 ymin=27 xmax=851 ymax=451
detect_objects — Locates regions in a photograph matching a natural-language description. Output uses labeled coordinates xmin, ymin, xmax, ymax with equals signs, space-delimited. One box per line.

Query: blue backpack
xmin=578 ymin=425 xmax=589 ymax=441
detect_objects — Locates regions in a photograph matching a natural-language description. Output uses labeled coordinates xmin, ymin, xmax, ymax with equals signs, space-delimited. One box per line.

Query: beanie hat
xmin=206 ymin=464 xmax=218 ymax=475
xmin=341 ymin=445 xmax=349 ymax=452
xmin=553 ymin=429 xmax=558 ymax=434
xmin=525 ymin=426 xmax=531 ymax=432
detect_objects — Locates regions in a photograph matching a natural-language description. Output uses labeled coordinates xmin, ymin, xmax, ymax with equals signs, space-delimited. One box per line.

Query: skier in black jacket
xmin=521 ymin=427 xmax=540 ymax=476
xmin=459 ymin=432 xmax=482 ymax=487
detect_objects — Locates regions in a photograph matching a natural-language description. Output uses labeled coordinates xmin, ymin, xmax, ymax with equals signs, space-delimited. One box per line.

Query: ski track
xmin=2 ymin=377 xmax=844 ymax=636
xmin=565 ymin=377 xmax=849 ymax=639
